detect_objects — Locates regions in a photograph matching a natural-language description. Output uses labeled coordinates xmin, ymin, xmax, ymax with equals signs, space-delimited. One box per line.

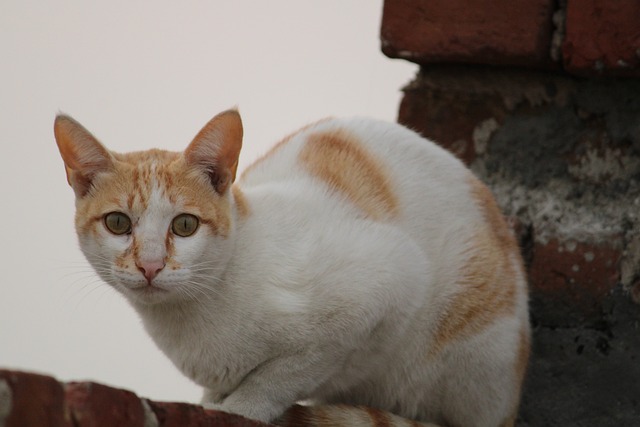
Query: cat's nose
xmin=136 ymin=260 xmax=165 ymax=283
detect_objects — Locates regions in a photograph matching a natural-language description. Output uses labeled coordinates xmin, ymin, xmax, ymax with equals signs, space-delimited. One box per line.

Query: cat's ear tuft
xmin=54 ymin=114 xmax=114 ymax=198
xmin=185 ymin=109 xmax=243 ymax=194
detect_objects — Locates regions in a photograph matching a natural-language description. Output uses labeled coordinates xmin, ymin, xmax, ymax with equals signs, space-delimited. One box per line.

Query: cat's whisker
xmin=189 ymin=275 xmax=225 ymax=289
xmin=188 ymin=267 xmax=222 ymax=276
xmin=64 ymin=278 xmax=112 ymax=309
xmin=59 ymin=268 xmax=105 ymax=292
xmin=188 ymin=273 xmax=225 ymax=284
xmin=176 ymin=281 xmax=206 ymax=303
xmin=178 ymin=286 xmax=201 ymax=303
xmin=67 ymin=276 xmax=104 ymax=293
xmin=59 ymin=271 xmax=101 ymax=283
xmin=186 ymin=261 xmax=218 ymax=269
xmin=180 ymin=281 xmax=218 ymax=302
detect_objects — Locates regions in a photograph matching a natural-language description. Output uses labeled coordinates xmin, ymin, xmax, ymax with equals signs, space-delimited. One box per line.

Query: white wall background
xmin=0 ymin=1 xmax=414 ymax=402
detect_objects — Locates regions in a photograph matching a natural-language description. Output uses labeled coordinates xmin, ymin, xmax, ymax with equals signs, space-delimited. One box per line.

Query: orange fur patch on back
xmin=431 ymin=176 xmax=522 ymax=354
xmin=298 ymin=130 xmax=399 ymax=221
xmin=239 ymin=118 xmax=332 ymax=181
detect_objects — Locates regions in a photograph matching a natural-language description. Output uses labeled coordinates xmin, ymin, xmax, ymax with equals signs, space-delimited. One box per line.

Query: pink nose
xmin=136 ymin=260 xmax=165 ymax=283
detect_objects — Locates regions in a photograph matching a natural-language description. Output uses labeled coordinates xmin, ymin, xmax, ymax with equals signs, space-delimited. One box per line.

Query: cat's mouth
xmin=110 ymin=269 xmax=198 ymax=304
xmin=119 ymin=281 xmax=171 ymax=301
xmin=130 ymin=284 xmax=168 ymax=294
xmin=107 ymin=264 xmax=200 ymax=304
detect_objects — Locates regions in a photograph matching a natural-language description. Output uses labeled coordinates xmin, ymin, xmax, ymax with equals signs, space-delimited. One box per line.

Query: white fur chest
xmin=136 ymin=300 xmax=268 ymax=396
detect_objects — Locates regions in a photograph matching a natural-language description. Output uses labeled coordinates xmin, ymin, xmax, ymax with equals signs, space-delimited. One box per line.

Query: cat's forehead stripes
xmin=75 ymin=149 xmax=232 ymax=237
xmin=298 ymin=130 xmax=399 ymax=221
xmin=116 ymin=150 xmax=180 ymax=211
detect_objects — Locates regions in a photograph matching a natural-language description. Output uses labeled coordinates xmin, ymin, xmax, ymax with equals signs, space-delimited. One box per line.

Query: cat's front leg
xmin=201 ymin=352 xmax=338 ymax=423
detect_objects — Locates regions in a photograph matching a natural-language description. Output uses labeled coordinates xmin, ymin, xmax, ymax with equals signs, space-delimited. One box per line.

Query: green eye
xmin=104 ymin=212 xmax=132 ymax=235
xmin=172 ymin=214 xmax=199 ymax=237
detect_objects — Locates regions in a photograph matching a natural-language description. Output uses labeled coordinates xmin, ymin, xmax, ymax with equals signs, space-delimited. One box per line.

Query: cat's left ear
xmin=185 ymin=109 xmax=243 ymax=194
xmin=54 ymin=115 xmax=114 ymax=198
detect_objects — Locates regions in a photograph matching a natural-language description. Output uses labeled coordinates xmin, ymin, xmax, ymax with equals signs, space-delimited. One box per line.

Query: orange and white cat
xmin=55 ymin=110 xmax=529 ymax=427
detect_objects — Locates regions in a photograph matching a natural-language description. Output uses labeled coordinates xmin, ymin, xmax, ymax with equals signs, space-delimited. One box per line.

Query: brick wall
xmin=382 ymin=0 xmax=640 ymax=76
xmin=382 ymin=1 xmax=640 ymax=426
xmin=0 ymin=370 xmax=268 ymax=427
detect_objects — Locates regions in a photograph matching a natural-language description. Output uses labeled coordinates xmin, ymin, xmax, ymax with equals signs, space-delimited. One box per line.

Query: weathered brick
xmin=148 ymin=401 xmax=207 ymax=427
xmin=0 ymin=370 xmax=71 ymax=427
xmin=399 ymin=79 xmax=505 ymax=165
xmin=381 ymin=0 xmax=555 ymax=67
xmin=632 ymin=281 xmax=640 ymax=305
xmin=563 ymin=0 xmax=640 ymax=76
xmin=397 ymin=66 xmax=572 ymax=165
xmin=65 ymin=382 xmax=146 ymax=427
xmin=529 ymin=238 xmax=622 ymax=323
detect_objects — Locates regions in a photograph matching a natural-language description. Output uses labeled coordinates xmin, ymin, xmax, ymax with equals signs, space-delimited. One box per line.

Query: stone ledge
xmin=0 ymin=370 xmax=269 ymax=427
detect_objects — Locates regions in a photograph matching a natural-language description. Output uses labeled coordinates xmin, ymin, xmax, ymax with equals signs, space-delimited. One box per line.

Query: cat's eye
xmin=104 ymin=212 xmax=132 ymax=235
xmin=172 ymin=214 xmax=199 ymax=237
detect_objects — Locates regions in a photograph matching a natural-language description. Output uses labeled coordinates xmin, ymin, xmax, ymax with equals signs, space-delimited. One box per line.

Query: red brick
xmin=148 ymin=401 xmax=208 ymax=427
xmin=381 ymin=0 xmax=555 ymax=67
xmin=562 ymin=0 xmax=640 ymax=76
xmin=529 ymin=238 xmax=622 ymax=316
xmin=0 ymin=370 xmax=72 ymax=427
xmin=65 ymin=382 xmax=145 ymax=427
xmin=398 ymin=89 xmax=498 ymax=164
xmin=397 ymin=70 xmax=509 ymax=165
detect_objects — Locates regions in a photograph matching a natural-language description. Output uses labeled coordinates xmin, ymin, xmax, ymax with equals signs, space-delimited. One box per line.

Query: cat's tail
xmin=274 ymin=404 xmax=440 ymax=427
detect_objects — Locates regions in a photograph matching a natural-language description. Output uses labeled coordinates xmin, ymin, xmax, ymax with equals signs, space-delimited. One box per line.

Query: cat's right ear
xmin=54 ymin=115 xmax=114 ymax=198
xmin=185 ymin=109 xmax=243 ymax=195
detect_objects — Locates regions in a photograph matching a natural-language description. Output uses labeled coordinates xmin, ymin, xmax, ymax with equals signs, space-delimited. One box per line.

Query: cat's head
xmin=54 ymin=110 xmax=243 ymax=305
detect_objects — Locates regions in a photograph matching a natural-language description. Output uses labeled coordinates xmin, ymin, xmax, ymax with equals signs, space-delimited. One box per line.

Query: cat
xmin=54 ymin=109 xmax=530 ymax=427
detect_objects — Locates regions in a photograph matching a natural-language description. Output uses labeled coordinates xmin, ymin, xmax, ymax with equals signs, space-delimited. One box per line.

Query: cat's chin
xmin=118 ymin=283 xmax=177 ymax=305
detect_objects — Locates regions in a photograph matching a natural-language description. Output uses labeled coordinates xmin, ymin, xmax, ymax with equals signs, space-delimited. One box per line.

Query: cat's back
xmin=239 ymin=117 xmax=480 ymax=245
xmin=237 ymin=116 xmax=526 ymax=327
